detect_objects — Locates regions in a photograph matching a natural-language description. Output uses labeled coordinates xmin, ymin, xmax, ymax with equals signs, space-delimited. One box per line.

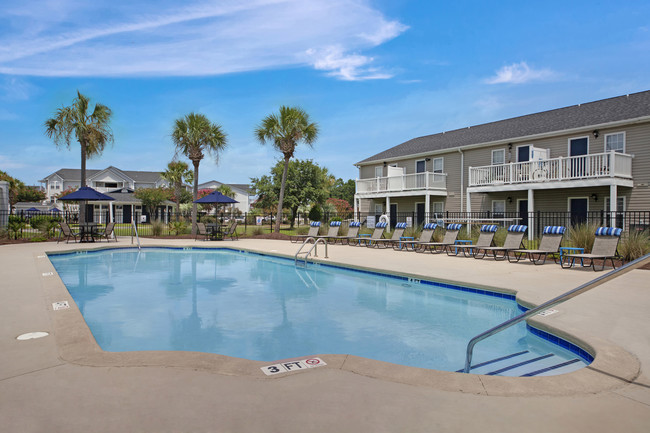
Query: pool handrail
xmin=294 ymin=236 xmax=328 ymax=265
xmin=462 ymin=252 xmax=650 ymax=374
xmin=131 ymin=220 xmax=141 ymax=250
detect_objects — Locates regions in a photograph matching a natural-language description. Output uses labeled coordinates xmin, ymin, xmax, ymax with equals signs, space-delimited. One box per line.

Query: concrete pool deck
xmin=1 ymin=237 xmax=649 ymax=432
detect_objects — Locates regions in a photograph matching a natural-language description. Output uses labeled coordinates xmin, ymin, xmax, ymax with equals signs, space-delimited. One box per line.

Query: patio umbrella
xmin=193 ymin=190 xmax=239 ymax=204
xmin=58 ymin=187 xmax=115 ymax=224
xmin=49 ymin=208 xmax=61 ymax=212
xmin=25 ymin=207 xmax=42 ymax=212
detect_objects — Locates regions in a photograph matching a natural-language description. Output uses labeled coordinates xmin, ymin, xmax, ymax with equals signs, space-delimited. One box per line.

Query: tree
xmin=0 ymin=170 xmax=26 ymax=206
xmin=161 ymin=161 xmax=193 ymax=221
xmin=134 ymin=188 xmax=171 ymax=219
xmin=17 ymin=186 xmax=46 ymax=203
xmin=326 ymin=197 xmax=353 ymax=216
xmin=255 ymin=106 xmax=318 ymax=232
xmin=329 ymin=178 xmax=355 ymax=206
xmin=44 ymin=91 xmax=113 ymax=224
xmin=250 ymin=159 xmax=327 ymax=228
xmin=172 ymin=113 xmax=227 ymax=235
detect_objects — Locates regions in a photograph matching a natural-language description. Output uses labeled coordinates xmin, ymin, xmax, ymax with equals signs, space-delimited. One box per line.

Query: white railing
xmin=469 ymin=152 xmax=633 ymax=187
xmin=356 ymin=172 xmax=447 ymax=194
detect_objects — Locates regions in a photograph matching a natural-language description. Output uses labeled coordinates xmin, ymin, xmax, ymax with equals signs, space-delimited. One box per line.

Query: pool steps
xmin=460 ymin=351 xmax=584 ymax=377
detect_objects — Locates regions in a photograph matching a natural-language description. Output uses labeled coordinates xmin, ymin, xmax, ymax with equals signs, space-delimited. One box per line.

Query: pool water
xmin=48 ymin=248 xmax=590 ymax=375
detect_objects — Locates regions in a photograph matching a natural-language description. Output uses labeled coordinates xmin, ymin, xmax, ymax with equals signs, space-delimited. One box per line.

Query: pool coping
xmin=38 ymin=243 xmax=641 ymax=397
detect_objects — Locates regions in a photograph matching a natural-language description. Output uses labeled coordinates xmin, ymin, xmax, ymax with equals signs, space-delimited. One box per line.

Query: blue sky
xmin=1 ymin=0 xmax=649 ymax=187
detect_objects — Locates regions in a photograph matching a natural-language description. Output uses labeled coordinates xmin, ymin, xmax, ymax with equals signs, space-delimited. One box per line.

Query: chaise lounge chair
xmin=449 ymin=224 xmax=497 ymax=257
xmin=369 ymin=222 xmax=408 ymax=249
xmin=417 ymin=223 xmax=462 ymax=253
xmin=507 ymin=226 xmax=566 ymax=265
xmin=394 ymin=223 xmax=438 ymax=251
xmin=560 ymin=227 xmax=622 ymax=271
xmin=291 ymin=221 xmax=321 ymax=243
xmin=317 ymin=221 xmax=341 ymax=242
xmin=58 ymin=221 xmax=79 ymax=243
xmin=473 ymin=225 xmax=527 ymax=260
xmin=328 ymin=221 xmax=361 ymax=245
xmin=351 ymin=222 xmax=387 ymax=247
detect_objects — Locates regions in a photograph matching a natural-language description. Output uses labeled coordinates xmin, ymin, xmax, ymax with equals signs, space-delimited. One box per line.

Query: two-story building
xmin=197 ymin=181 xmax=252 ymax=213
xmin=354 ymin=90 xmax=650 ymax=238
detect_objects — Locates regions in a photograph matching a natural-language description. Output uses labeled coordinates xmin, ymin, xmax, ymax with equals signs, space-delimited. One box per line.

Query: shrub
xmin=29 ymin=236 xmax=48 ymax=242
xmin=250 ymin=226 xmax=265 ymax=236
xmin=308 ymin=204 xmax=322 ymax=222
xmin=618 ymin=230 xmax=650 ymax=262
xmin=567 ymin=223 xmax=598 ymax=253
xmin=403 ymin=225 xmax=419 ymax=239
xmin=168 ymin=221 xmax=187 ymax=236
xmin=7 ymin=215 xmax=26 ymax=239
xmin=152 ymin=220 xmax=165 ymax=236
xmin=493 ymin=227 xmax=507 ymax=247
xmin=31 ymin=216 xmax=59 ymax=238
xmin=295 ymin=226 xmax=310 ymax=235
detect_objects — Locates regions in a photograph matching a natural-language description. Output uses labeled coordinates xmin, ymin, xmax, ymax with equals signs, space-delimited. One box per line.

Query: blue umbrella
xmin=193 ymin=190 xmax=238 ymax=204
xmin=49 ymin=208 xmax=61 ymax=212
xmin=25 ymin=207 xmax=42 ymax=212
xmin=58 ymin=187 xmax=115 ymax=201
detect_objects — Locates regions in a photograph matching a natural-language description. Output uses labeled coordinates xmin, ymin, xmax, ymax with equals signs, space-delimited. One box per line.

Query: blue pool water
xmin=48 ymin=248 xmax=590 ymax=375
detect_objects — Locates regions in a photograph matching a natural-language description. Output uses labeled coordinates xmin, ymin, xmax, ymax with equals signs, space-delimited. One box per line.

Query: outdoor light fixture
xmin=593 ymin=130 xmax=599 ymax=138
xmin=507 ymin=197 xmax=513 ymax=204
xmin=426 ymin=158 xmax=431 ymax=161
xmin=508 ymin=143 xmax=512 ymax=151
xmin=383 ymin=161 xmax=387 ymax=167
xmin=591 ymin=193 xmax=598 ymax=201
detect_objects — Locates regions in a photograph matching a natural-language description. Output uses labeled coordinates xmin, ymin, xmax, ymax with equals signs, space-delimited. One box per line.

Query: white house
xmin=197 ymin=180 xmax=252 ymax=213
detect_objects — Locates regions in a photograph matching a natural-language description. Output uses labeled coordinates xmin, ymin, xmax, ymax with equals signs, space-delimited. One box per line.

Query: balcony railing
xmin=356 ymin=172 xmax=447 ymax=194
xmin=469 ymin=151 xmax=633 ymax=187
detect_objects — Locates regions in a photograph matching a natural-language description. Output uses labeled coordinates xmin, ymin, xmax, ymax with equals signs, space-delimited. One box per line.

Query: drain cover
xmin=538 ymin=309 xmax=559 ymax=317
xmin=52 ymin=301 xmax=70 ymax=310
xmin=17 ymin=332 xmax=49 ymax=340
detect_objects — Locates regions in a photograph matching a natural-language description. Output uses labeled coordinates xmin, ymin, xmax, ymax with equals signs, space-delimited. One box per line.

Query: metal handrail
xmin=463 ymin=252 xmax=650 ymax=373
xmin=131 ymin=220 xmax=141 ymax=250
xmin=294 ymin=237 xmax=328 ymax=265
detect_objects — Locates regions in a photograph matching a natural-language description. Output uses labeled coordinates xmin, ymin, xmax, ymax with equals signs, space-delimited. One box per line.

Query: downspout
xmin=458 ymin=149 xmax=464 ymax=213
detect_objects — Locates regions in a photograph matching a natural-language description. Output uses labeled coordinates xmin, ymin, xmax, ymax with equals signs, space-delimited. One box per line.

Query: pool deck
xmin=1 ymin=237 xmax=649 ymax=432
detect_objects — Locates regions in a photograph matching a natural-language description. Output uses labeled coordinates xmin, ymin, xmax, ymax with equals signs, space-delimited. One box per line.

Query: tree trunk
xmin=275 ymin=155 xmax=290 ymax=233
xmin=174 ymin=183 xmax=181 ymax=222
xmin=79 ymin=141 xmax=87 ymax=225
xmin=192 ymin=160 xmax=200 ymax=236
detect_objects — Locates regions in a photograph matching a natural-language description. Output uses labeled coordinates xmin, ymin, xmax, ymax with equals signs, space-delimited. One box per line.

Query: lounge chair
xmin=195 ymin=222 xmax=209 ymax=241
xmin=328 ymin=221 xmax=361 ymax=245
xmin=317 ymin=221 xmax=341 ymax=242
xmin=58 ymin=221 xmax=79 ymax=243
xmin=351 ymin=222 xmax=387 ymax=247
xmin=291 ymin=222 xmax=321 ymax=243
xmin=507 ymin=226 xmax=566 ymax=265
xmin=95 ymin=222 xmax=117 ymax=242
xmin=222 ymin=221 xmax=238 ymax=241
xmin=370 ymin=222 xmax=407 ymax=249
xmin=417 ymin=223 xmax=462 ymax=253
xmin=394 ymin=223 xmax=437 ymax=251
xmin=560 ymin=227 xmax=622 ymax=271
xmin=449 ymin=224 xmax=497 ymax=257
xmin=473 ymin=225 xmax=527 ymax=260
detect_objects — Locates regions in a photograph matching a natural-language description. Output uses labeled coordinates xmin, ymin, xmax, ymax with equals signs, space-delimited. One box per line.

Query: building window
xmin=432 ymin=157 xmax=444 ymax=173
xmin=374 ymin=203 xmax=383 ymax=214
xmin=605 ymin=132 xmax=625 ymax=153
xmin=492 ymin=149 xmax=505 ymax=165
xmin=432 ymin=202 xmax=444 ymax=215
xmin=104 ymin=182 xmax=118 ymax=189
xmin=492 ymin=200 xmax=505 ymax=217
xmin=375 ymin=166 xmax=383 ymax=178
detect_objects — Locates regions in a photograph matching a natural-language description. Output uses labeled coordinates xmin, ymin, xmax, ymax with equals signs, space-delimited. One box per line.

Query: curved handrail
xmin=131 ymin=220 xmax=141 ymax=250
xmin=463 ymin=252 xmax=650 ymax=373
xmin=294 ymin=237 xmax=328 ymax=265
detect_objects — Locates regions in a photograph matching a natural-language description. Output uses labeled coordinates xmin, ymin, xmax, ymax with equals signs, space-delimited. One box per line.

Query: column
xmin=425 ymin=194 xmax=430 ymax=223
xmin=609 ymin=184 xmax=617 ymax=214
xmin=527 ymin=189 xmax=535 ymax=241
xmin=466 ymin=190 xmax=471 ymax=228
xmin=385 ymin=196 xmax=391 ymax=230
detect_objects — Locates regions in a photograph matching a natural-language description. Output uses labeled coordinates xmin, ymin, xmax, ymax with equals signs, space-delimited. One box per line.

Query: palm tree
xmin=161 ymin=161 xmax=193 ymax=221
xmin=44 ymin=91 xmax=113 ymax=224
xmin=255 ymin=106 xmax=319 ymax=233
xmin=172 ymin=113 xmax=227 ymax=235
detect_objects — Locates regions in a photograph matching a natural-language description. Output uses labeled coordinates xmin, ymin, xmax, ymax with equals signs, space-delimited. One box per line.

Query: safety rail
xmin=463 ymin=252 xmax=650 ymax=373
xmin=294 ymin=237 xmax=328 ymax=266
xmin=131 ymin=220 xmax=141 ymax=250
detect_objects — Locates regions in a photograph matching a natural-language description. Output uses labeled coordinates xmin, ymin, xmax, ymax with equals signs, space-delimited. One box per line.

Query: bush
xmin=152 ymin=220 xmax=165 ymax=236
xmin=31 ymin=216 xmax=59 ymax=238
xmin=618 ymin=230 xmax=650 ymax=262
xmin=7 ymin=215 xmax=26 ymax=239
xmin=567 ymin=223 xmax=598 ymax=253
xmin=250 ymin=227 xmax=265 ymax=236
xmin=168 ymin=221 xmax=188 ymax=236
xmin=308 ymin=204 xmax=322 ymax=222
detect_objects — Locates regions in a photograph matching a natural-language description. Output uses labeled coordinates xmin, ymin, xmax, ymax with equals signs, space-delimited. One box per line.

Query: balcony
xmin=469 ymin=152 xmax=633 ymax=188
xmin=356 ymin=172 xmax=447 ymax=197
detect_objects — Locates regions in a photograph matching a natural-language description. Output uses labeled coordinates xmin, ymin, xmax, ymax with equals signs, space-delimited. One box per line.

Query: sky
xmin=1 ymin=0 xmax=649 ymax=187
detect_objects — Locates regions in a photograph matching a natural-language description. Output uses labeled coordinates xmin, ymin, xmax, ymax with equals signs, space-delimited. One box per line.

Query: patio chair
xmin=350 ymin=222 xmax=387 ymax=247
xmin=195 ymin=222 xmax=209 ymax=241
xmin=317 ymin=221 xmax=341 ymax=242
xmin=291 ymin=222 xmax=321 ymax=243
xmin=57 ymin=221 xmax=79 ymax=243
xmin=95 ymin=222 xmax=117 ymax=242
xmin=473 ymin=225 xmax=527 ymax=260
xmin=370 ymin=222 xmax=408 ymax=249
xmin=507 ymin=226 xmax=566 ymax=265
xmin=222 ymin=221 xmax=239 ymax=241
xmin=328 ymin=221 xmax=361 ymax=245
xmin=560 ymin=227 xmax=622 ymax=271
xmin=417 ymin=223 xmax=462 ymax=253
xmin=448 ymin=224 xmax=497 ymax=257
xmin=394 ymin=223 xmax=438 ymax=251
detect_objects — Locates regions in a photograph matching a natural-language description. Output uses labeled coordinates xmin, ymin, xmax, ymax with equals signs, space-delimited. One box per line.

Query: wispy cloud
xmin=485 ymin=62 xmax=556 ymax=84
xmin=0 ymin=0 xmax=407 ymax=80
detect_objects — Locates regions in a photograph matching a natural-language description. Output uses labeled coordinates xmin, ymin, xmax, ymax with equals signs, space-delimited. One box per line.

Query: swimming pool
xmin=48 ymin=247 xmax=591 ymax=376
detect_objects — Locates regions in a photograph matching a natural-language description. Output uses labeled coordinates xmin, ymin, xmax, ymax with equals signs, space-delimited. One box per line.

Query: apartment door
xmin=569 ymin=137 xmax=588 ymax=177
xmin=390 ymin=203 xmax=398 ymax=228
xmin=123 ymin=205 xmax=132 ymax=223
xmin=569 ymin=198 xmax=588 ymax=227
xmin=416 ymin=202 xmax=425 ymax=226
xmin=416 ymin=159 xmax=426 ymax=188
xmin=518 ymin=199 xmax=528 ymax=227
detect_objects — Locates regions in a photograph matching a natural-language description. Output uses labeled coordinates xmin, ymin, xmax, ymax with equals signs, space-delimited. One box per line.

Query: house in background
xmin=197 ymin=180 xmax=252 ymax=213
xmin=354 ymin=90 xmax=650 ymax=238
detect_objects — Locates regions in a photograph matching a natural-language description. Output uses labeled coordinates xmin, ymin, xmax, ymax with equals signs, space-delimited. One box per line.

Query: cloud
xmin=0 ymin=0 xmax=407 ymax=79
xmin=0 ymin=77 xmax=38 ymax=101
xmin=485 ymin=62 xmax=556 ymax=84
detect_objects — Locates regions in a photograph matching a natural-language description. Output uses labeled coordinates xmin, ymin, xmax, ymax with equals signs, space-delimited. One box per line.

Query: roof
xmin=357 ymin=90 xmax=650 ymax=165
xmin=198 ymin=181 xmax=251 ymax=194
xmin=42 ymin=166 xmax=163 ymax=183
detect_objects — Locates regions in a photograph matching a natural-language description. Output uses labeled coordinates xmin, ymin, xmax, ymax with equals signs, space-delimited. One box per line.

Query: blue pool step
xmin=462 ymin=351 xmax=584 ymax=377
